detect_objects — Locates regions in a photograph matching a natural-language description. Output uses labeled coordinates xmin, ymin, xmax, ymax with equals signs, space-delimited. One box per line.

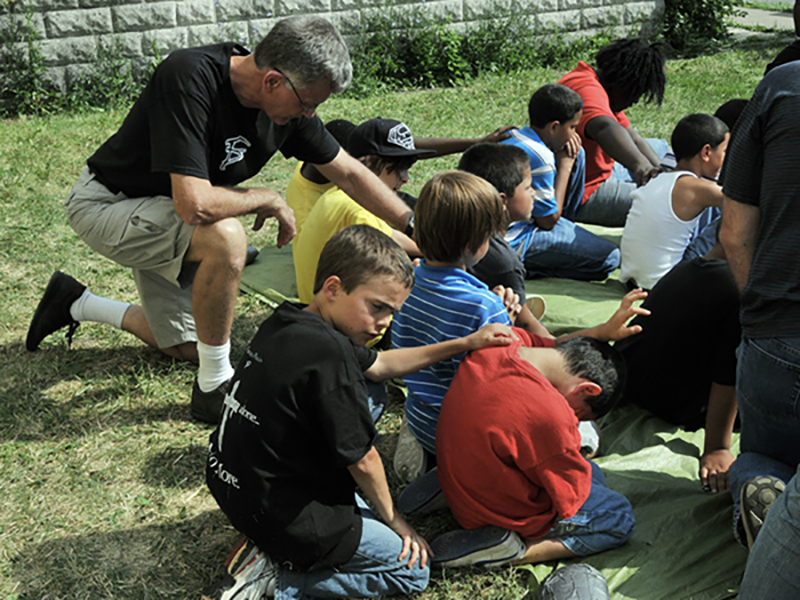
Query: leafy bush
xmin=661 ymin=0 xmax=738 ymax=56
xmin=347 ymin=7 xmax=622 ymax=97
xmin=0 ymin=1 xmax=61 ymax=116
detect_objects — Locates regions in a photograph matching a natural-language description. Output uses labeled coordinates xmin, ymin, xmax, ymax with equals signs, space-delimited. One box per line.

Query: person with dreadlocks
xmin=557 ymin=38 xmax=667 ymax=227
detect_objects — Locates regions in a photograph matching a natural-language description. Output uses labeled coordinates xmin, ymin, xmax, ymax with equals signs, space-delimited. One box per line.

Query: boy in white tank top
xmin=619 ymin=113 xmax=729 ymax=290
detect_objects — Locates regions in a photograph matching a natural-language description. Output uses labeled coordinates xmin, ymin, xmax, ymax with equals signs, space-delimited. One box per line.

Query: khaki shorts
xmin=65 ymin=167 xmax=197 ymax=348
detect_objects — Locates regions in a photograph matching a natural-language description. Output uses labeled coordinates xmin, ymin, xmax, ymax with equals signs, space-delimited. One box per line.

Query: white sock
xmin=197 ymin=340 xmax=234 ymax=392
xmin=69 ymin=290 xmax=130 ymax=329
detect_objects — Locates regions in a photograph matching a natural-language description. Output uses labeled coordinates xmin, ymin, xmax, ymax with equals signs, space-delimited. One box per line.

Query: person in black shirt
xmin=204 ymin=225 xmax=515 ymax=599
xmin=27 ymin=16 xmax=418 ymax=424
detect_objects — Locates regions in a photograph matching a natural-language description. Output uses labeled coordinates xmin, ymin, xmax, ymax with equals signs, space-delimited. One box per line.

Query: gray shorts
xmin=65 ymin=167 xmax=197 ymax=348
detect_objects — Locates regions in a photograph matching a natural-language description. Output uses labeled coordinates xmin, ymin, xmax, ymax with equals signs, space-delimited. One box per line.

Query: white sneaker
xmin=202 ymin=538 xmax=276 ymax=599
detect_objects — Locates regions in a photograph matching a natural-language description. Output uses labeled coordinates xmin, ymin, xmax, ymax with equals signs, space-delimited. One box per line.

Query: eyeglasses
xmin=274 ymin=68 xmax=319 ymax=115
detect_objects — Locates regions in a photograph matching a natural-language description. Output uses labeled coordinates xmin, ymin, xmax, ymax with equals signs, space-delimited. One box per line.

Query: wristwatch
xmin=404 ymin=215 xmax=415 ymax=238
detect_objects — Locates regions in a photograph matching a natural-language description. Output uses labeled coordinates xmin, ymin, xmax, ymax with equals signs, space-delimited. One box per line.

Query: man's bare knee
xmin=187 ymin=218 xmax=247 ymax=265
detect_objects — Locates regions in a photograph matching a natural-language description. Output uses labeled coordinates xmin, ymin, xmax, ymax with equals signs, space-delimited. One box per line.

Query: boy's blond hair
xmin=313 ymin=224 xmax=415 ymax=294
xmin=414 ymin=171 xmax=505 ymax=264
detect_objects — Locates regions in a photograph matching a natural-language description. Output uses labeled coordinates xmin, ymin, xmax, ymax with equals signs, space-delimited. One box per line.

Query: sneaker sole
xmin=393 ymin=420 xmax=427 ymax=483
xmin=431 ymin=526 xmax=526 ymax=569
xmin=740 ymin=475 xmax=786 ymax=550
xmin=397 ymin=467 xmax=448 ymax=515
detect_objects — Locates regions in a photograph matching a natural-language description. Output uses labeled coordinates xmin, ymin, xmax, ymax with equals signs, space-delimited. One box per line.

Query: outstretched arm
xmin=365 ymin=323 xmax=517 ymax=381
xmin=585 ymin=116 xmax=660 ymax=186
xmin=415 ymin=125 xmax=517 ymax=157
xmin=558 ymin=288 xmax=650 ymax=343
xmin=348 ymin=447 xmax=431 ymax=568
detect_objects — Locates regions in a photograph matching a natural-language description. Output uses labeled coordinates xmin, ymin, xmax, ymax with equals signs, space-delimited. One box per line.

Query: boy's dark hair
xmin=325 ymin=119 xmax=356 ymax=147
xmin=595 ymin=38 xmax=666 ymax=106
xmin=415 ymin=171 xmax=505 ymax=264
xmin=671 ymin=113 xmax=729 ymax=162
xmin=713 ymin=99 xmax=748 ymax=130
xmin=527 ymin=84 xmax=584 ymax=128
xmin=313 ymin=224 xmax=415 ymax=294
xmin=457 ymin=143 xmax=529 ymax=198
xmin=555 ymin=337 xmax=627 ymax=418
xmin=363 ymin=155 xmax=418 ymax=177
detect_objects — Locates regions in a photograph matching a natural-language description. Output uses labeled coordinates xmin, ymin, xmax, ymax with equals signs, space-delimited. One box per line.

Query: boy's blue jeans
xmin=543 ymin=461 xmax=635 ymax=556
xmin=729 ymin=337 xmax=800 ymax=538
xmin=524 ymin=148 xmax=621 ymax=281
xmin=274 ymin=496 xmax=430 ymax=600
xmin=737 ymin=465 xmax=800 ymax=599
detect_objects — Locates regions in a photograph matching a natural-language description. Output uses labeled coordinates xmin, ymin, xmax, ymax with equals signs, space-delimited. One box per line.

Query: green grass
xmin=0 ymin=41 xmax=784 ymax=599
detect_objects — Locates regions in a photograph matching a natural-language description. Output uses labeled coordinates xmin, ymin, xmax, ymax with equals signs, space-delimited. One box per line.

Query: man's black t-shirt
xmin=615 ymin=258 xmax=740 ymax=429
xmin=88 ymin=43 xmax=339 ymax=198
xmin=206 ymin=302 xmax=378 ymax=571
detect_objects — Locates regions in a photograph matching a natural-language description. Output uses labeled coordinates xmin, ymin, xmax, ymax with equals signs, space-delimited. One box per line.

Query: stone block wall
xmin=2 ymin=0 xmax=665 ymax=90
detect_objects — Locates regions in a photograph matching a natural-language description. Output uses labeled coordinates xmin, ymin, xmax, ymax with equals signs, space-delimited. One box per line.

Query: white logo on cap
xmin=387 ymin=123 xmax=416 ymax=151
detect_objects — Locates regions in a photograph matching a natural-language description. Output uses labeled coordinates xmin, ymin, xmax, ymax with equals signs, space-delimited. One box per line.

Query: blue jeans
xmin=577 ymin=138 xmax=670 ymax=228
xmin=543 ymin=461 xmax=635 ymax=556
xmin=729 ymin=337 xmax=800 ymax=532
xmin=737 ymin=465 xmax=800 ymax=599
xmin=682 ymin=209 xmax=721 ymax=261
xmin=520 ymin=148 xmax=619 ymax=280
xmin=275 ymin=496 xmax=430 ymax=600
xmin=524 ymin=218 xmax=620 ymax=280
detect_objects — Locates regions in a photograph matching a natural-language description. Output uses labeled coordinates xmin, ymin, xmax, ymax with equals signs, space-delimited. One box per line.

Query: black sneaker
xmin=202 ymin=538 xmax=276 ymax=600
xmin=740 ymin=475 xmax=786 ymax=550
xmin=191 ymin=378 xmax=231 ymax=424
xmin=26 ymin=271 xmax=86 ymax=351
xmin=431 ymin=526 xmax=526 ymax=569
xmin=398 ymin=467 xmax=448 ymax=515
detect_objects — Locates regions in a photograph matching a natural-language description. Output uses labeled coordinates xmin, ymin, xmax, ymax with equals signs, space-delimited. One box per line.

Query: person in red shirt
xmin=557 ymin=38 xmax=667 ymax=227
xmin=431 ymin=332 xmax=635 ymax=568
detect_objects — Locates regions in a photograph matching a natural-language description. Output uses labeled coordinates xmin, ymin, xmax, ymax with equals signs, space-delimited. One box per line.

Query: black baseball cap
xmin=347 ymin=117 xmax=436 ymax=159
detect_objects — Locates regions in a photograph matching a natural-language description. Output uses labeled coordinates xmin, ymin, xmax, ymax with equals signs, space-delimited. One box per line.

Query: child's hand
xmin=389 ymin=514 xmax=433 ymax=569
xmin=597 ymin=288 xmax=650 ymax=342
xmin=492 ymin=285 xmax=522 ymax=322
xmin=700 ymin=449 xmax=736 ymax=493
xmin=467 ymin=323 xmax=518 ymax=350
xmin=563 ymin=131 xmax=582 ymax=158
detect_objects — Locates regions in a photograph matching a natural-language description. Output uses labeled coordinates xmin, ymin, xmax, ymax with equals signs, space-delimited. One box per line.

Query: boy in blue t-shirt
xmin=501 ymin=83 xmax=620 ymax=280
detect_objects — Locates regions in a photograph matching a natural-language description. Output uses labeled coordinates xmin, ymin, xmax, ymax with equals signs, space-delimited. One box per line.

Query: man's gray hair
xmin=254 ymin=16 xmax=352 ymax=93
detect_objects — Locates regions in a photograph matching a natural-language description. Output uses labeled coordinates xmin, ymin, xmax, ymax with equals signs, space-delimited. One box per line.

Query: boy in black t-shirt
xmin=204 ymin=225 xmax=516 ymax=600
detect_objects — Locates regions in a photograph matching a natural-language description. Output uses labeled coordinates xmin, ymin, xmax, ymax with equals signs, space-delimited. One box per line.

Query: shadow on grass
xmin=8 ymin=510 xmax=238 ymax=600
xmin=142 ymin=444 xmax=209 ymax=490
xmin=0 ymin=311 xmax=271 ymax=443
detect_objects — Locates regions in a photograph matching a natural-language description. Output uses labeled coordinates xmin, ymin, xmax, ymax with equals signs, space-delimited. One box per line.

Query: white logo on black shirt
xmin=220 ymin=135 xmax=252 ymax=171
